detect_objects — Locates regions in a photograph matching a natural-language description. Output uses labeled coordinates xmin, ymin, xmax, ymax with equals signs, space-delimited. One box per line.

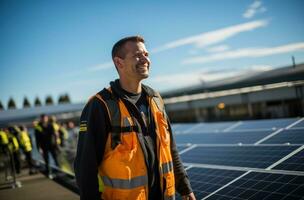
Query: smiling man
xmin=74 ymin=36 xmax=196 ymax=200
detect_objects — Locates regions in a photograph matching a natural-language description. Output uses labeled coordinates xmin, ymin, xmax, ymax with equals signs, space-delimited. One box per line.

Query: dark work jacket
xmin=74 ymin=80 xmax=193 ymax=200
xmin=34 ymin=122 xmax=57 ymax=150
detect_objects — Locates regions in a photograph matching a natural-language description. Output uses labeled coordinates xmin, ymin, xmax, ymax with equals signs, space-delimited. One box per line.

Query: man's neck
xmin=119 ymin=78 xmax=142 ymax=94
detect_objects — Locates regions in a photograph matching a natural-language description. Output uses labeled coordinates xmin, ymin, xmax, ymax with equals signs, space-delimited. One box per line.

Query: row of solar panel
xmin=174 ymin=118 xmax=304 ymax=199
xmin=174 ymin=129 xmax=304 ymax=144
xmin=178 ymin=167 xmax=304 ymax=200
xmin=172 ymin=117 xmax=304 ymax=133
xmin=178 ymin=145 xmax=304 ymax=172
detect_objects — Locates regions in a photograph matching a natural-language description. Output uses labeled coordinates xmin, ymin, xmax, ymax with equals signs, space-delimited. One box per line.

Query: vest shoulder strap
xmin=95 ymin=88 xmax=121 ymax=149
xmin=152 ymin=91 xmax=165 ymax=113
xmin=142 ymin=84 xmax=165 ymax=113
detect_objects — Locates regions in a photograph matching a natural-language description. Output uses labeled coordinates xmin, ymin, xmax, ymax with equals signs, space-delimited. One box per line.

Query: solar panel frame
xmin=288 ymin=118 xmax=304 ymax=129
xmin=172 ymin=123 xmax=197 ymax=133
xmin=273 ymin=149 xmax=304 ymax=172
xmin=231 ymin=118 xmax=298 ymax=130
xmin=181 ymin=145 xmax=300 ymax=168
xmin=186 ymin=121 xmax=237 ymax=133
xmin=261 ymin=129 xmax=304 ymax=144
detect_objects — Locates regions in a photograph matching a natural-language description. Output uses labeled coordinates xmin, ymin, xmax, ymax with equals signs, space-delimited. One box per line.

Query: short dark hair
xmin=111 ymin=36 xmax=145 ymax=60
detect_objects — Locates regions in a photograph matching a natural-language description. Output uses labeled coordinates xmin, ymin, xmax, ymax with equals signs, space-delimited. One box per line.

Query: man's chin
xmin=139 ymin=73 xmax=149 ymax=80
xmin=141 ymin=74 xmax=149 ymax=79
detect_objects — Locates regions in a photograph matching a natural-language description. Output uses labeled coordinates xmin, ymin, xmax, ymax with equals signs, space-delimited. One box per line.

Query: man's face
xmin=41 ymin=115 xmax=48 ymax=123
xmin=117 ymin=41 xmax=150 ymax=81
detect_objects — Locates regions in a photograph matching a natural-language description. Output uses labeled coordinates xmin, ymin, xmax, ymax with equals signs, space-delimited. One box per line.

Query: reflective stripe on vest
xmin=102 ymin=175 xmax=148 ymax=189
xmin=161 ymin=161 xmax=174 ymax=175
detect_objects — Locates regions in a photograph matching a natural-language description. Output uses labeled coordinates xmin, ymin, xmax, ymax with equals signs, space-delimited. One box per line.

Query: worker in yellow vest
xmin=58 ymin=123 xmax=69 ymax=148
xmin=34 ymin=114 xmax=60 ymax=178
xmin=49 ymin=116 xmax=61 ymax=147
xmin=18 ymin=125 xmax=37 ymax=174
xmin=74 ymin=36 xmax=196 ymax=200
xmin=0 ymin=128 xmax=10 ymax=163
xmin=7 ymin=126 xmax=21 ymax=174
xmin=0 ymin=128 xmax=9 ymax=151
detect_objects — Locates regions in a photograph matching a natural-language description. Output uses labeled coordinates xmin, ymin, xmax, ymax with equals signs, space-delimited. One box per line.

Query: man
xmin=34 ymin=114 xmax=59 ymax=178
xmin=74 ymin=36 xmax=196 ymax=200
xmin=7 ymin=126 xmax=21 ymax=174
xmin=18 ymin=125 xmax=37 ymax=174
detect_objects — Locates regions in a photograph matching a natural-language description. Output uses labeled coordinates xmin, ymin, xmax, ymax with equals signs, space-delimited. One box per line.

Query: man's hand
xmin=182 ymin=192 xmax=196 ymax=200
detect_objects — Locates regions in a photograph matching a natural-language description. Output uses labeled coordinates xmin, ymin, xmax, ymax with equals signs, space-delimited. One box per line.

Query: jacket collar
xmin=110 ymin=79 xmax=158 ymax=99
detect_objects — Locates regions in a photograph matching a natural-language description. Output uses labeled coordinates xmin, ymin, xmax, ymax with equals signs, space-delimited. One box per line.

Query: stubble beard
xmin=135 ymin=64 xmax=149 ymax=79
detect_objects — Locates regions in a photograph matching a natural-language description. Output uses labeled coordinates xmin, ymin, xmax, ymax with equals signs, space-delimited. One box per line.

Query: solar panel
xmin=171 ymin=124 xmax=183 ymax=133
xmin=232 ymin=118 xmax=298 ymax=130
xmin=290 ymin=119 xmax=304 ymax=129
xmin=181 ymin=145 xmax=299 ymax=168
xmin=274 ymin=149 xmax=304 ymax=172
xmin=176 ymin=145 xmax=191 ymax=152
xmin=186 ymin=121 xmax=236 ymax=133
xmin=261 ymin=129 xmax=304 ymax=144
xmin=205 ymin=172 xmax=304 ymax=200
xmin=172 ymin=123 xmax=197 ymax=133
xmin=176 ymin=167 xmax=245 ymax=200
xmin=174 ymin=130 xmax=273 ymax=144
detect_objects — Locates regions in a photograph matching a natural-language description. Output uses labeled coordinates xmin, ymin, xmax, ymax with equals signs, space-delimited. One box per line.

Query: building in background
xmin=162 ymin=63 xmax=304 ymax=122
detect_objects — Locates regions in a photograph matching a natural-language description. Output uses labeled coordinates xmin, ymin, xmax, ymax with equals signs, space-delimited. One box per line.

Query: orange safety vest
xmin=94 ymin=87 xmax=175 ymax=200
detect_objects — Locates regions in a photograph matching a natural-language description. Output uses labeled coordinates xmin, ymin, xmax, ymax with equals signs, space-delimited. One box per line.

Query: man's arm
xmin=34 ymin=129 xmax=41 ymax=150
xmin=74 ymin=97 xmax=109 ymax=200
xmin=167 ymin=117 xmax=196 ymax=199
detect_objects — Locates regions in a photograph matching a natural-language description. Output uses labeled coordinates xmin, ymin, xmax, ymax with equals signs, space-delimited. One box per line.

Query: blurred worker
xmin=1 ymin=128 xmax=16 ymax=179
xmin=74 ymin=36 xmax=195 ymax=200
xmin=7 ymin=126 xmax=21 ymax=174
xmin=67 ymin=121 xmax=78 ymax=149
xmin=34 ymin=114 xmax=59 ymax=177
xmin=18 ymin=125 xmax=36 ymax=174
xmin=58 ymin=123 xmax=69 ymax=148
xmin=0 ymin=127 xmax=9 ymax=153
xmin=49 ymin=116 xmax=61 ymax=147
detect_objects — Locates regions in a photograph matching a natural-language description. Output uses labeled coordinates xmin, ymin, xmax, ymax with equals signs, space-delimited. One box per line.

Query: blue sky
xmin=1 ymin=0 xmax=304 ymax=108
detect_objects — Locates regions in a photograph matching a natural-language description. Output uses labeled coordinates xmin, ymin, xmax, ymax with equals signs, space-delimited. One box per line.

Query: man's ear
xmin=113 ymin=57 xmax=124 ymax=69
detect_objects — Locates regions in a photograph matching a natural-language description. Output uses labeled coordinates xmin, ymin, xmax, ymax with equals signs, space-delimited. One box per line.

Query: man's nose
xmin=140 ymin=55 xmax=150 ymax=64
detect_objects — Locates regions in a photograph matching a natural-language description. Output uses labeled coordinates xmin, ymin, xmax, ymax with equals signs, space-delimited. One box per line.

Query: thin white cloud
xmin=206 ymin=45 xmax=230 ymax=53
xmin=243 ymin=0 xmax=267 ymax=19
xmin=88 ymin=61 xmax=113 ymax=72
xmin=151 ymin=19 xmax=268 ymax=53
xmin=183 ymin=42 xmax=304 ymax=64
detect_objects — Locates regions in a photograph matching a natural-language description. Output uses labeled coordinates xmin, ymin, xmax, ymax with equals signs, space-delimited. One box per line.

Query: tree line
xmin=0 ymin=94 xmax=71 ymax=110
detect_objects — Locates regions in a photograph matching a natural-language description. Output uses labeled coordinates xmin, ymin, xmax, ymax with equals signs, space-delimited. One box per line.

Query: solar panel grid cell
xmin=262 ymin=129 xmax=304 ymax=144
xmin=291 ymin=120 xmax=304 ymax=128
xmin=274 ymin=149 xmax=304 ymax=172
xmin=176 ymin=167 xmax=245 ymax=200
xmin=205 ymin=172 xmax=304 ymax=200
